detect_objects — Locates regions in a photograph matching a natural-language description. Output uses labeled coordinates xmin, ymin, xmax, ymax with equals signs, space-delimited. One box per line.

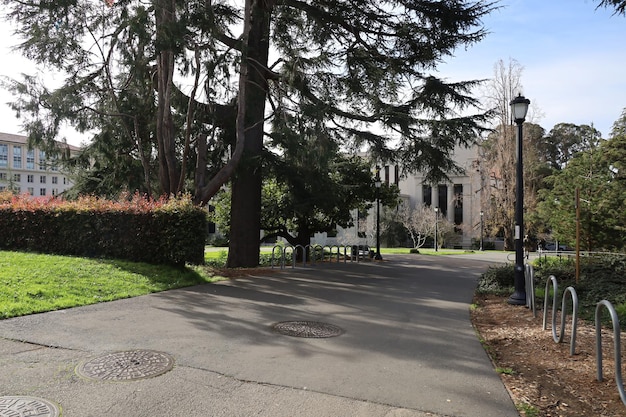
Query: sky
xmin=0 ymin=0 xmax=625 ymax=146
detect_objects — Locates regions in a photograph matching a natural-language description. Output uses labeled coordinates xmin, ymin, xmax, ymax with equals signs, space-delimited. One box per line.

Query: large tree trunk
xmin=155 ymin=0 xmax=179 ymax=196
xmin=226 ymin=1 xmax=272 ymax=268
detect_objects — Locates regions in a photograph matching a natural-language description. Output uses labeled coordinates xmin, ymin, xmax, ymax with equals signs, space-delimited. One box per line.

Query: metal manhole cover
xmin=0 ymin=396 xmax=60 ymax=417
xmin=272 ymin=321 xmax=344 ymax=338
xmin=76 ymin=349 xmax=174 ymax=381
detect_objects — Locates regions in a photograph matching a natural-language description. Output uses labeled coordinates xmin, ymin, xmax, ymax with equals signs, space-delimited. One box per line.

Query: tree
xmin=597 ymin=0 xmax=626 ymax=15
xmin=399 ymin=203 xmax=436 ymax=249
xmin=479 ymin=59 xmax=548 ymax=249
xmin=3 ymin=0 xmax=495 ymax=268
xmin=540 ymin=123 xmax=603 ymax=170
xmin=536 ymin=109 xmax=626 ymax=251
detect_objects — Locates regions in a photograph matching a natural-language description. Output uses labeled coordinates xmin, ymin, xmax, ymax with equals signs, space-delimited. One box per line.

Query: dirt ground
xmin=471 ymin=294 xmax=626 ymax=417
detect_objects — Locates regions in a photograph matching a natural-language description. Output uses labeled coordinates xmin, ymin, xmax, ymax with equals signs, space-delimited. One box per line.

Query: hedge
xmin=0 ymin=192 xmax=206 ymax=265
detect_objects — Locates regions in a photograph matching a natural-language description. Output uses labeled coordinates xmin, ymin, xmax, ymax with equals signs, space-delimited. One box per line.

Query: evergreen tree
xmin=3 ymin=0 xmax=495 ymax=267
xmin=537 ymin=110 xmax=626 ymax=251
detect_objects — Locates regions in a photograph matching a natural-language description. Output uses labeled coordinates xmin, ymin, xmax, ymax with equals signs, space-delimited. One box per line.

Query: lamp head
xmin=510 ymin=94 xmax=530 ymax=124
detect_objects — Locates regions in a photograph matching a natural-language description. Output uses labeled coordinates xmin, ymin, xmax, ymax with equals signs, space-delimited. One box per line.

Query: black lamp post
xmin=434 ymin=206 xmax=439 ymax=252
xmin=509 ymin=93 xmax=531 ymax=305
xmin=375 ymin=176 xmax=383 ymax=260
xmin=480 ymin=210 xmax=484 ymax=251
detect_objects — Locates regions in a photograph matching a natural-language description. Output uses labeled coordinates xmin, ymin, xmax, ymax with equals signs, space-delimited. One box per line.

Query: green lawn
xmin=0 ymin=251 xmax=224 ymax=319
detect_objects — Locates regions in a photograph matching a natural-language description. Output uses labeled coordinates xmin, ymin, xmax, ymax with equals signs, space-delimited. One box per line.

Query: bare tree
xmin=399 ymin=203 xmax=436 ymax=249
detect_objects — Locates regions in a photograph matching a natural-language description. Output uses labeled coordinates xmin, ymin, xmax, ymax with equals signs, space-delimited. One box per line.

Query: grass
xmin=0 ymin=251 xmax=225 ymax=319
xmin=517 ymin=402 xmax=540 ymax=417
xmin=496 ymin=367 xmax=516 ymax=375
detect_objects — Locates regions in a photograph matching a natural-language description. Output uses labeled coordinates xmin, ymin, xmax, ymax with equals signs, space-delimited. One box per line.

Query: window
xmin=52 ymin=188 xmax=59 ymax=196
xmin=0 ymin=144 xmax=7 ymax=168
xmin=27 ymin=174 xmax=34 ymax=183
xmin=50 ymin=156 xmax=58 ymax=171
xmin=40 ymin=175 xmax=46 ymax=184
xmin=0 ymin=172 xmax=6 ymax=180
xmin=39 ymin=150 xmax=46 ymax=170
xmin=27 ymin=187 xmax=34 ymax=195
xmin=26 ymin=149 xmax=35 ymax=169
xmin=453 ymin=184 xmax=463 ymax=227
xmin=40 ymin=188 xmax=46 ymax=196
xmin=422 ymin=185 xmax=432 ymax=206
xmin=52 ymin=176 xmax=58 ymax=184
xmin=13 ymin=174 xmax=21 ymax=182
xmin=13 ymin=186 xmax=20 ymax=194
xmin=63 ymin=177 xmax=67 ymax=185
xmin=438 ymin=184 xmax=448 ymax=218
xmin=0 ymin=186 xmax=5 ymax=192
xmin=13 ymin=146 xmax=22 ymax=169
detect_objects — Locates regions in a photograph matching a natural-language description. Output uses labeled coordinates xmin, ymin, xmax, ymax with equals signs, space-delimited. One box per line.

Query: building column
xmin=447 ymin=184 xmax=455 ymax=222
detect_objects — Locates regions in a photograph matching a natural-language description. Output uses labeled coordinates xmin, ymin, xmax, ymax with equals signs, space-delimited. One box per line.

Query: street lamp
xmin=434 ymin=206 xmax=439 ymax=252
xmin=375 ymin=175 xmax=383 ymax=260
xmin=480 ymin=210 xmax=484 ymax=251
xmin=509 ymin=93 xmax=531 ymax=305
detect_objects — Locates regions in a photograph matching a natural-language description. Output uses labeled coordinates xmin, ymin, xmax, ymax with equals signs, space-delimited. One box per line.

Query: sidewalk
xmin=0 ymin=254 xmax=518 ymax=417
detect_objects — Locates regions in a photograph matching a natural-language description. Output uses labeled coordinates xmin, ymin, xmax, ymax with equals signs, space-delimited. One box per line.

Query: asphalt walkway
xmin=0 ymin=253 xmax=518 ymax=417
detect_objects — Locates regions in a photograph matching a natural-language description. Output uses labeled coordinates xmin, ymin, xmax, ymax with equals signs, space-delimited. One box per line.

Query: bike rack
xmin=542 ymin=275 xmax=579 ymax=355
xmin=294 ymin=244 xmax=306 ymax=267
xmin=558 ymin=287 xmax=579 ymax=355
xmin=313 ymin=244 xmax=323 ymax=264
xmin=284 ymin=246 xmax=294 ymax=269
xmin=542 ymin=275 xmax=558 ymax=333
xmin=595 ymin=300 xmax=626 ymax=405
xmin=271 ymin=244 xmax=372 ymax=269
xmin=525 ymin=263 xmax=536 ymax=317
xmin=271 ymin=245 xmax=284 ymax=269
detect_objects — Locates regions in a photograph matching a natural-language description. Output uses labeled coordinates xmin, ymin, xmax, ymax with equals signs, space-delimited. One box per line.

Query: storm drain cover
xmin=272 ymin=321 xmax=344 ymax=338
xmin=0 ymin=396 xmax=60 ymax=417
xmin=76 ymin=349 xmax=174 ymax=381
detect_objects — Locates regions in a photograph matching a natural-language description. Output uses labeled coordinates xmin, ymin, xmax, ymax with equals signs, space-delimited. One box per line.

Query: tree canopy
xmin=537 ymin=109 xmax=626 ymax=251
xmin=2 ymin=0 xmax=496 ymax=266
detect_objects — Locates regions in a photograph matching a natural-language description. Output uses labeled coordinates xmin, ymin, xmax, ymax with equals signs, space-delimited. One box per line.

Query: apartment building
xmin=0 ymin=132 xmax=80 ymax=197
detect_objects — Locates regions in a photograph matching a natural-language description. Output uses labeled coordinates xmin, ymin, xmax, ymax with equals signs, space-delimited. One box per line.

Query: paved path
xmin=0 ymin=253 xmax=518 ymax=417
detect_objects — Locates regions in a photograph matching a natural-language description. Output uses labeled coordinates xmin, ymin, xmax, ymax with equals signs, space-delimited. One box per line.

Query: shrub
xmin=0 ymin=193 xmax=206 ymax=265
xmin=476 ymin=264 xmax=515 ymax=295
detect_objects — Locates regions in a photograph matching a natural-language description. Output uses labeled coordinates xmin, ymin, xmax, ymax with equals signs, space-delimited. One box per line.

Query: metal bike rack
xmin=595 ymin=300 xmax=626 ymax=405
xmin=312 ymin=244 xmax=323 ymax=264
xmin=542 ymin=275 xmax=579 ymax=355
xmin=542 ymin=275 xmax=558 ymax=333
xmin=525 ymin=263 xmax=536 ymax=317
xmin=271 ymin=244 xmax=368 ymax=269
xmin=271 ymin=245 xmax=284 ymax=269
xmin=558 ymin=287 xmax=579 ymax=355
xmin=294 ymin=244 xmax=306 ymax=267
xmin=283 ymin=246 xmax=294 ymax=269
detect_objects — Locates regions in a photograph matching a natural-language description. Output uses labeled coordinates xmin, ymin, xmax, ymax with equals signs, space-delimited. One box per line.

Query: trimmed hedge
xmin=0 ymin=192 xmax=206 ymax=265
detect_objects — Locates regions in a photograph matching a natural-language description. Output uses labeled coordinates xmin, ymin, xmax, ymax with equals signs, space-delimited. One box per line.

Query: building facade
xmin=0 ymin=132 xmax=79 ymax=197
xmin=313 ymin=144 xmax=483 ymax=249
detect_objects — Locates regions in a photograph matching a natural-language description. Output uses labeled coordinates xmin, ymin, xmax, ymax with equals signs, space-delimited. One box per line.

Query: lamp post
xmin=434 ymin=206 xmax=439 ymax=252
xmin=375 ymin=176 xmax=383 ymax=260
xmin=509 ymin=93 xmax=531 ymax=305
xmin=480 ymin=210 xmax=484 ymax=251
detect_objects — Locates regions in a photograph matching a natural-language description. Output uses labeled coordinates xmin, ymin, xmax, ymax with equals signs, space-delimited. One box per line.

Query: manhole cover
xmin=272 ymin=321 xmax=344 ymax=338
xmin=76 ymin=349 xmax=174 ymax=381
xmin=0 ymin=396 xmax=60 ymax=417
